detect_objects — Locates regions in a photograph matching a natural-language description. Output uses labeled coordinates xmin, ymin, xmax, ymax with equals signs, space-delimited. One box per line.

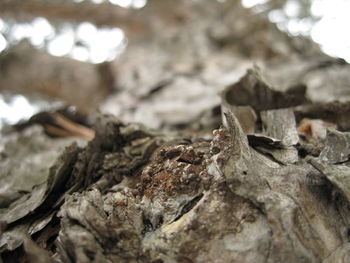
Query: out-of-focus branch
xmin=0 ymin=0 xmax=241 ymax=39
xmin=0 ymin=40 xmax=114 ymax=112
xmin=0 ymin=0 xmax=149 ymax=37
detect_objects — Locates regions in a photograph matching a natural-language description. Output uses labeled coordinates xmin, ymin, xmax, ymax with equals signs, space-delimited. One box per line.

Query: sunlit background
xmin=243 ymin=0 xmax=350 ymax=60
xmin=0 ymin=0 xmax=147 ymax=64
xmin=0 ymin=0 xmax=349 ymax=131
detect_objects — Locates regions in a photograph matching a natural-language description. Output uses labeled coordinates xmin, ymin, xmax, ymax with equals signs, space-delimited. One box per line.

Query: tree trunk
xmin=1 ymin=1 xmax=350 ymax=262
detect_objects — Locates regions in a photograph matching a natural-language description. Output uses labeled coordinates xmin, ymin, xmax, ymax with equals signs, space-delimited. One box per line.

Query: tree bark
xmin=1 ymin=1 xmax=350 ymax=262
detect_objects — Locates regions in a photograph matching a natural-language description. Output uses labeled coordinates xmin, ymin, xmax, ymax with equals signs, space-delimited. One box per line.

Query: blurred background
xmin=0 ymin=0 xmax=349 ymax=133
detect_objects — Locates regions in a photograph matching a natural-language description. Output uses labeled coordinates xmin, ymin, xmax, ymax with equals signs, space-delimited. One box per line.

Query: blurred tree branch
xmin=0 ymin=0 xmax=149 ymax=38
xmin=0 ymin=0 xmax=248 ymax=39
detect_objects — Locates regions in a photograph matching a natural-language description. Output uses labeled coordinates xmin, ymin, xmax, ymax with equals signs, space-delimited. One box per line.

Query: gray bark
xmin=1 ymin=0 xmax=350 ymax=262
xmin=2 ymin=69 xmax=350 ymax=262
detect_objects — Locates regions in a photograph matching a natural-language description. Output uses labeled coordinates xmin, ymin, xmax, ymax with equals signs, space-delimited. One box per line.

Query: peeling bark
xmin=2 ymin=1 xmax=350 ymax=262
xmin=2 ymin=69 xmax=350 ymax=262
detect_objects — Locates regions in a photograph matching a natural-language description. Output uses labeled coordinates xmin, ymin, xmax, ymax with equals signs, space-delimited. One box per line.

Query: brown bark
xmin=2 ymin=0 xmax=350 ymax=262
xmin=0 ymin=41 xmax=114 ymax=112
xmin=0 ymin=0 xmax=148 ymax=38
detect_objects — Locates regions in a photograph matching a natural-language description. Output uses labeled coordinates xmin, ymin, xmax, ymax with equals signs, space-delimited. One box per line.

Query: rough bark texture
xmin=2 ymin=0 xmax=350 ymax=262
xmin=2 ymin=69 xmax=350 ymax=262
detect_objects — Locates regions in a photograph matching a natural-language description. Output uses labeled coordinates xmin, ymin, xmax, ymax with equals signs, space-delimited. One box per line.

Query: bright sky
xmin=0 ymin=95 xmax=37 ymax=128
xmin=0 ymin=0 xmax=348 ymax=63
xmin=0 ymin=0 xmax=350 ymax=128
xmin=0 ymin=0 xmax=148 ymax=63
xmin=242 ymin=0 xmax=350 ymax=62
xmin=310 ymin=0 xmax=350 ymax=60
xmin=0 ymin=94 xmax=57 ymax=130
xmin=2 ymin=19 xmax=126 ymax=64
